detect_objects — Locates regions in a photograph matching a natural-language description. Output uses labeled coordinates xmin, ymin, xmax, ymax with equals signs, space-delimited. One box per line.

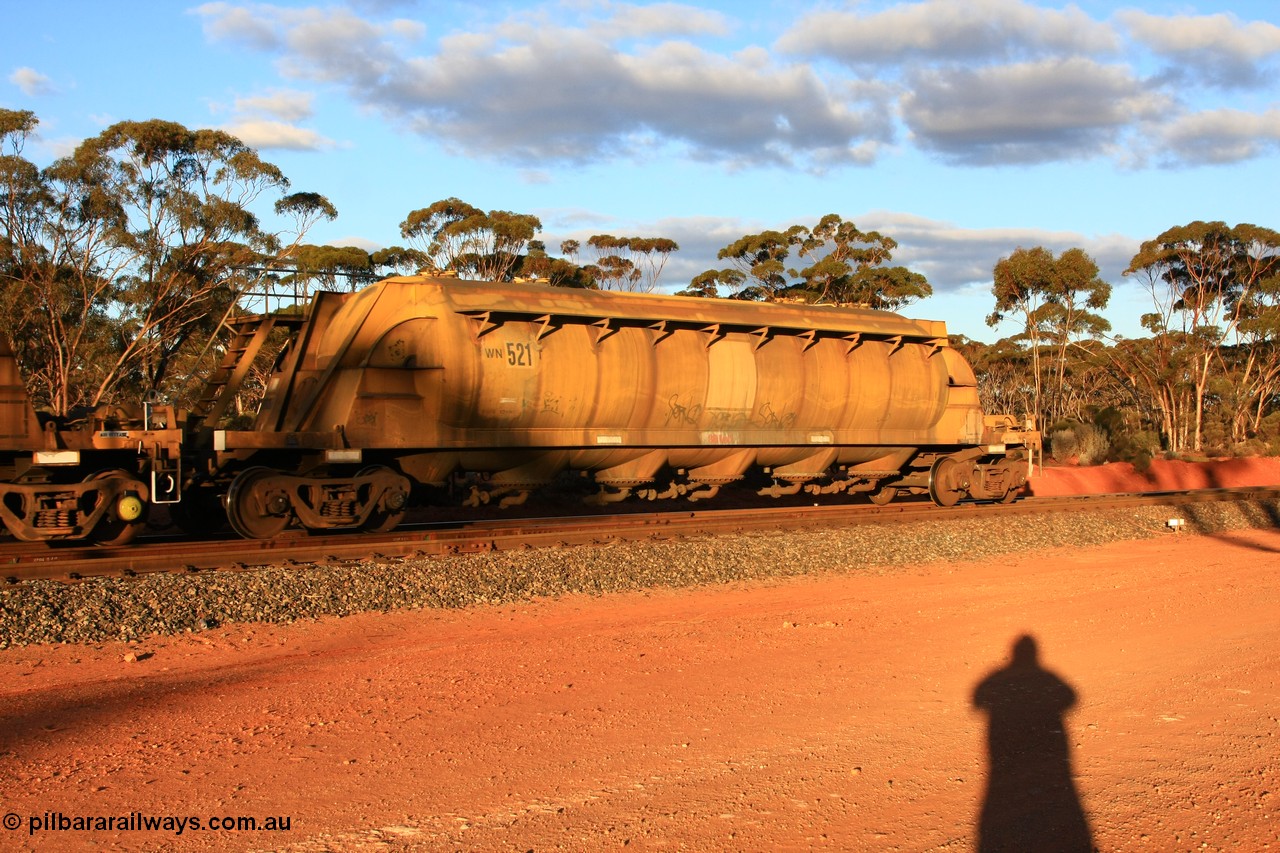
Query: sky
xmin=4 ymin=0 xmax=1280 ymax=342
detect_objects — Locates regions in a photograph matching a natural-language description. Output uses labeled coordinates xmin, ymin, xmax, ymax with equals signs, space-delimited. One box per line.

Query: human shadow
xmin=972 ymin=634 xmax=1093 ymax=852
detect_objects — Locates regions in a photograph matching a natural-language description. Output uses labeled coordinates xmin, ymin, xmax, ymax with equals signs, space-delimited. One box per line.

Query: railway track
xmin=3 ymin=486 xmax=1277 ymax=585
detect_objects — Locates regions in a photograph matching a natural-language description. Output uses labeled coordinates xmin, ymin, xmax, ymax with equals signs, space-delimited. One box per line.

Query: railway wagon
xmin=202 ymin=276 xmax=1039 ymax=538
xmin=0 ymin=339 xmax=184 ymax=544
xmin=0 ymin=275 xmax=1039 ymax=542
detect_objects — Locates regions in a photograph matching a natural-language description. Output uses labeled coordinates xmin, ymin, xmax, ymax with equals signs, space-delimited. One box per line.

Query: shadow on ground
xmin=973 ymin=634 xmax=1094 ymax=853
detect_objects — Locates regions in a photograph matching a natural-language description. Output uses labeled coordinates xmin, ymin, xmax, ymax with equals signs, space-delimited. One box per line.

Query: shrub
xmin=1108 ymin=430 xmax=1159 ymax=472
xmin=1075 ymin=423 xmax=1109 ymax=465
xmin=1048 ymin=422 xmax=1109 ymax=465
xmin=1049 ymin=429 xmax=1078 ymax=463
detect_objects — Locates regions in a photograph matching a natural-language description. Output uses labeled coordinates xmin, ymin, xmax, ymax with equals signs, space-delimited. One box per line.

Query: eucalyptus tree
xmin=705 ymin=216 xmax=928 ymax=309
xmin=283 ymin=244 xmax=378 ymax=293
xmin=1124 ymin=221 xmax=1280 ymax=451
xmin=370 ymin=245 xmax=429 ymax=276
xmin=792 ymin=214 xmax=930 ymax=310
xmin=0 ymin=111 xmax=335 ymax=414
xmin=679 ymin=268 xmax=740 ymax=298
xmin=0 ymin=108 xmax=88 ymax=411
xmin=583 ymin=235 xmax=641 ymax=291
xmin=627 ymin=237 xmax=679 ymax=291
xmin=399 ymin=197 xmax=541 ymax=282
xmin=953 ymin=336 xmax=1036 ymax=422
xmin=1229 ymin=270 xmax=1280 ymax=442
xmin=1042 ymin=248 xmax=1111 ymax=422
xmin=988 ymin=246 xmax=1111 ymax=426
xmin=713 ymin=226 xmax=808 ymax=300
xmin=519 ymin=240 xmax=594 ymax=288
xmin=578 ymin=235 xmax=679 ymax=292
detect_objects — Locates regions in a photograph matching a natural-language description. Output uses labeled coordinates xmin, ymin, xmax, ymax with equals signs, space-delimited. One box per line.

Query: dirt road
xmin=3 ymin=514 xmax=1279 ymax=852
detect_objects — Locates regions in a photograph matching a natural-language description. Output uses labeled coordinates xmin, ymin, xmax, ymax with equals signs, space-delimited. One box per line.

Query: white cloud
xmin=387 ymin=18 xmax=427 ymax=41
xmin=234 ymin=89 xmax=314 ymax=122
xmin=347 ymin=0 xmax=422 ymax=14
xmin=199 ymin=4 xmax=893 ymax=168
xmin=325 ymin=234 xmax=382 ymax=251
xmin=858 ymin=210 xmax=1137 ymax=295
xmin=44 ymin=136 xmax=82 ymax=159
xmin=9 ymin=67 xmax=56 ymax=96
xmin=191 ymin=2 xmax=282 ymax=51
xmin=592 ymin=3 xmax=731 ymax=40
xmin=535 ymin=206 xmax=619 ymax=231
xmin=193 ymin=1 xmax=1280 ymax=171
xmin=1117 ymin=9 xmax=1280 ymax=88
xmin=276 ymin=7 xmax=403 ymax=87
xmin=778 ymin=0 xmax=1120 ymax=65
xmin=1155 ymin=108 xmax=1280 ymax=165
xmin=223 ymin=118 xmax=334 ymax=151
xmin=902 ymin=58 xmax=1169 ymax=164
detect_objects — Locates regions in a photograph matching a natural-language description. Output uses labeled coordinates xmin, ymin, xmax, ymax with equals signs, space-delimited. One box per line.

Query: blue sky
xmin=5 ymin=0 xmax=1280 ymax=342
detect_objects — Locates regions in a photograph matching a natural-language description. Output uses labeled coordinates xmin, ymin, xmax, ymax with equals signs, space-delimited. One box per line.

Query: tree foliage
xmin=399 ymin=198 xmax=540 ymax=282
xmin=574 ymin=234 xmax=681 ymax=293
xmin=519 ymin=240 xmax=594 ymax=288
xmin=0 ymin=111 xmax=335 ymax=415
xmin=971 ymin=225 xmax=1280 ymax=459
xmin=700 ymin=215 xmax=930 ymax=309
xmin=1123 ymin=221 xmax=1280 ymax=451
xmin=714 ymin=226 xmax=808 ymax=300
xmin=988 ymin=246 xmax=1111 ymax=426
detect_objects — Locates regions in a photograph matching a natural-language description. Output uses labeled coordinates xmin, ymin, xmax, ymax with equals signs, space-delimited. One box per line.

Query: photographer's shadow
xmin=972 ymin=634 xmax=1094 ymax=852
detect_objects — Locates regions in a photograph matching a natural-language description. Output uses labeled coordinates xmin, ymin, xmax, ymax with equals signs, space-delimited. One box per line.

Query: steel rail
xmin=2 ymin=486 xmax=1277 ymax=584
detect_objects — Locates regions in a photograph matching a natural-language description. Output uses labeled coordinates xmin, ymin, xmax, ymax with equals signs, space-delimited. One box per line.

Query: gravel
xmin=2 ymin=499 xmax=1277 ymax=648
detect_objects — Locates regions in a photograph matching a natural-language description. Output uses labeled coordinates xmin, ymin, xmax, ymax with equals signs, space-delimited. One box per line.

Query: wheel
xmin=226 ymin=467 xmax=291 ymax=540
xmin=84 ymin=470 xmax=147 ymax=546
xmin=998 ymin=486 xmax=1021 ymax=504
xmin=928 ymin=458 xmax=966 ymax=507
xmin=358 ymin=466 xmax=409 ymax=533
xmin=868 ymin=484 xmax=897 ymax=506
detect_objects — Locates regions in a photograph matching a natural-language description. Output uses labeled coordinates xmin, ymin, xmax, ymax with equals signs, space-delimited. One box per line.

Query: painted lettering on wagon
xmin=665 ymin=394 xmax=704 ymax=426
xmin=703 ymin=402 xmax=798 ymax=431
xmin=482 ymin=341 xmax=537 ymax=368
xmin=755 ymin=401 xmax=797 ymax=430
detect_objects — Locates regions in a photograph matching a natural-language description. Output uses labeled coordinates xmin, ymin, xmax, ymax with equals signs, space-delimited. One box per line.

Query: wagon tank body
xmin=206 ymin=275 xmax=1037 ymax=536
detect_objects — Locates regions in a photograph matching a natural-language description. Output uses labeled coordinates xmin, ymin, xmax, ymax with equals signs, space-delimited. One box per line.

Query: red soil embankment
xmin=1028 ymin=456 xmax=1280 ymax=496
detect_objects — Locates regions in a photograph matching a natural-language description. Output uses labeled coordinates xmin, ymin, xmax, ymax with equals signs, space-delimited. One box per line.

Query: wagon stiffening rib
xmin=457 ymin=308 xmax=946 ymax=354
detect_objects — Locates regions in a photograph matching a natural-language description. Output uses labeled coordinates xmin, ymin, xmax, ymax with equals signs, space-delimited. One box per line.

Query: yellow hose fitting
xmin=117 ymin=494 xmax=144 ymax=522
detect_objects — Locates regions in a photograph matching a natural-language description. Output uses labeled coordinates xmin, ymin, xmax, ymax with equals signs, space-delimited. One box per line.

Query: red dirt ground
xmin=1029 ymin=455 xmax=1280 ymax=496
xmin=2 ymin=460 xmax=1279 ymax=852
